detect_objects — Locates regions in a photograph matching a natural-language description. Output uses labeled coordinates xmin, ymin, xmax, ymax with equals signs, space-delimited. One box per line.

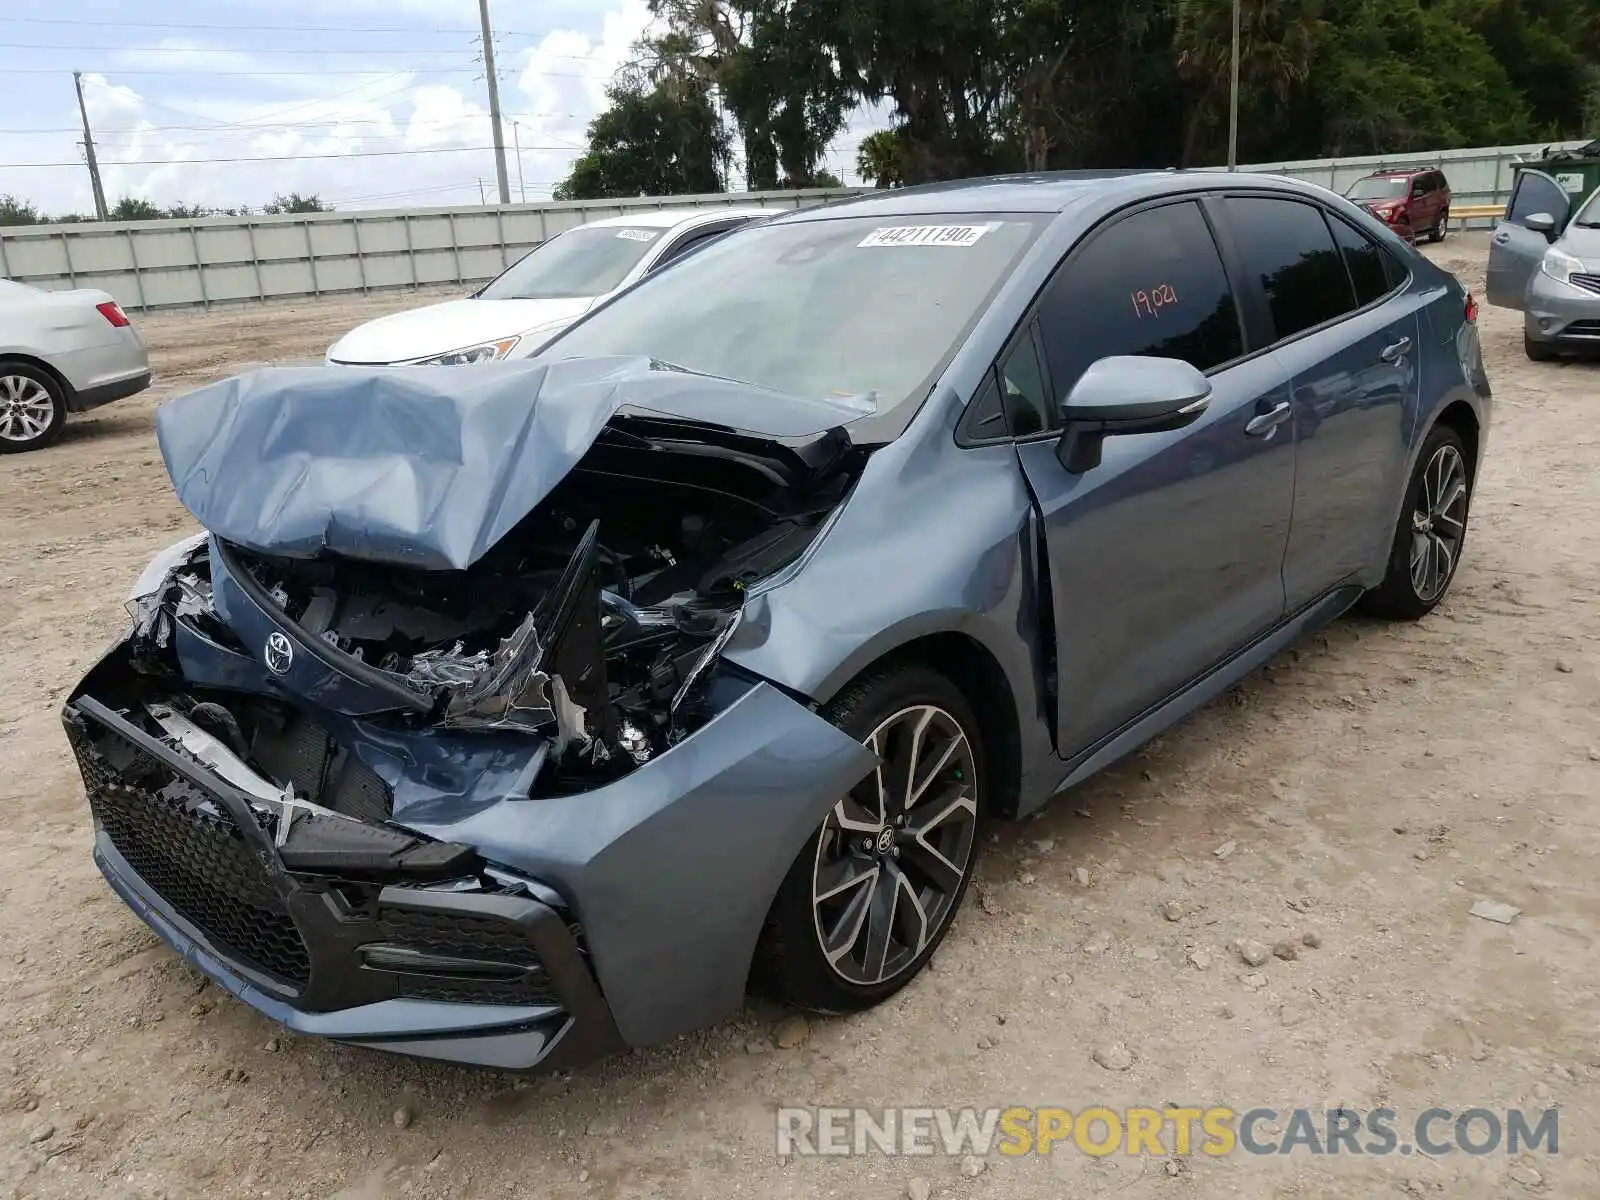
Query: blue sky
xmin=2 ymin=0 xmax=885 ymax=217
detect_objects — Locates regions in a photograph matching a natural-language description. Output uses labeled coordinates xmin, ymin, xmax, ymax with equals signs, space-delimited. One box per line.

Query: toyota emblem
xmin=263 ymin=631 xmax=294 ymax=675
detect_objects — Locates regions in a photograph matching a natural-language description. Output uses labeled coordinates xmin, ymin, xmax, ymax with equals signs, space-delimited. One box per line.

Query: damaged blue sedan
xmin=64 ymin=172 xmax=1490 ymax=1070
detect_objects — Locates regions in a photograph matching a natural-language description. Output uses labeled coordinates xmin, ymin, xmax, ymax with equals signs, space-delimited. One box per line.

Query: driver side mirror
xmin=1056 ymin=356 xmax=1212 ymax=474
xmin=1523 ymin=212 xmax=1558 ymax=239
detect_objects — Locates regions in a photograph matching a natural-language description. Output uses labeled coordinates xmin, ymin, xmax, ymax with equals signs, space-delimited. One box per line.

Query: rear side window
xmin=1328 ymin=216 xmax=1393 ymax=307
xmin=1227 ymin=197 xmax=1357 ymax=341
xmin=1034 ymin=201 xmax=1244 ymax=400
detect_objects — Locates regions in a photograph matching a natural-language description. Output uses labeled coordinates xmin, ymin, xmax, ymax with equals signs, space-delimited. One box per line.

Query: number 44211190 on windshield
xmin=1132 ymin=284 xmax=1177 ymax=317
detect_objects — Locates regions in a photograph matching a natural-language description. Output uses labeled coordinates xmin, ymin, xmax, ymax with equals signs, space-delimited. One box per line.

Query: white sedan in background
xmin=0 ymin=279 xmax=151 ymax=453
xmin=325 ymin=206 xmax=774 ymax=367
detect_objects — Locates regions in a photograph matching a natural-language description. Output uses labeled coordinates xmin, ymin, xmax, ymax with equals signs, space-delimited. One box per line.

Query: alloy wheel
xmin=811 ymin=704 xmax=978 ymax=986
xmin=1409 ymin=443 xmax=1468 ymax=604
xmin=0 ymin=374 xmax=57 ymax=445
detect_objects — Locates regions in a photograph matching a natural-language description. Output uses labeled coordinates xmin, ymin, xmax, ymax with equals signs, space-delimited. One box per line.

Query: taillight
xmin=1464 ymin=292 xmax=1479 ymax=323
xmin=95 ymin=300 xmax=130 ymax=328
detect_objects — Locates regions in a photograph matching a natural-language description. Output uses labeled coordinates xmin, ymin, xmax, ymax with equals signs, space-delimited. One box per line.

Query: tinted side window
xmin=996 ymin=330 xmax=1049 ymax=436
xmin=1035 ymin=201 xmax=1244 ymax=400
xmin=1507 ymin=172 xmax=1569 ymax=226
xmin=1328 ymin=215 xmax=1391 ymax=307
xmin=652 ymin=228 xmax=724 ymax=270
xmin=964 ymin=371 xmax=1008 ymax=440
xmin=1228 ymin=197 xmax=1356 ymax=341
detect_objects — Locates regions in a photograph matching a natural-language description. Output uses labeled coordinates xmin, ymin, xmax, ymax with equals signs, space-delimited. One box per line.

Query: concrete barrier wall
xmin=0 ymin=188 xmax=869 ymax=312
xmin=3 ymin=139 xmax=1588 ymax=312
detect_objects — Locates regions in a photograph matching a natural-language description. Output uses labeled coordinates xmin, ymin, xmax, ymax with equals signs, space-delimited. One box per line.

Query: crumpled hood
xmin=326 ymin=296 xmax=594 ymax=364
xmin=155 ymin=358 xmax=870 ymax=572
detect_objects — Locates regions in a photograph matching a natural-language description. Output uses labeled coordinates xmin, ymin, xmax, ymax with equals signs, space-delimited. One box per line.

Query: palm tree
xmin=1174 ymin=0 xmax=1323 ymax=166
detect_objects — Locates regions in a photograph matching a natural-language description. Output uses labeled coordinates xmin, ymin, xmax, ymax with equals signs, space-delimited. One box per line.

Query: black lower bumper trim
xmin=70 ymin=370 xmax=151 ymax=412
xmin=64 ymin=691 xmax=626 ymax=1069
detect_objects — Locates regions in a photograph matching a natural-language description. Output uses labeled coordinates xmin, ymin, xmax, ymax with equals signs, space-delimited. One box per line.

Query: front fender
xmin=397 ymin=678 xmax=876 ymax=1048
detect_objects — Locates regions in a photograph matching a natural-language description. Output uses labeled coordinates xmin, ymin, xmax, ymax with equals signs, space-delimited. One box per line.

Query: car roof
xmin=761 ymin=169 xmax=1348 ymax=222
xmin=581 ymin=205 xmax=774 ymax=231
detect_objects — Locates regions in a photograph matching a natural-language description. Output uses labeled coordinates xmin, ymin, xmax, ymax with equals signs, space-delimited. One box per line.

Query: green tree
xmin=108 ymin=196 xmax=163 ymax=221
xmin=856 ymin=129 xmax=908 ymax=186
xmin=1173 ymin=0 xmax=1322 ymax=166
xmin=263 ymin=192 xmax=329 ymax=214
xmin=0 ymin=194 xmax=41 ymax=226
xmin=554 ymin=71 xmax=730 ymax=200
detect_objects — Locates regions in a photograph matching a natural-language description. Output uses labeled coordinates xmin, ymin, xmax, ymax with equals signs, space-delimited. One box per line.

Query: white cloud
xmin=0 ymin=0 xmax=886 ymax=219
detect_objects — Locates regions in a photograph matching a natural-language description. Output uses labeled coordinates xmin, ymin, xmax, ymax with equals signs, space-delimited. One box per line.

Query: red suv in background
xmin=1344 ymin=168 xmax=1451 ymax=243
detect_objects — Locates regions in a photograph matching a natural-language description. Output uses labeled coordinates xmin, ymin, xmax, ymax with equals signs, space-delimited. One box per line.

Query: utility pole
xmin=1226 ymin=0 xmax=1241 ymax=171
xmin=476 ymin=0 xmax=511 ymax=204
xmin=513 ymin=121 xmax=526 ymax=203
xmin=478 ymin=179 xmax=486 ymax=205
xmin=73 ymin=71 xmax=109 ymax=221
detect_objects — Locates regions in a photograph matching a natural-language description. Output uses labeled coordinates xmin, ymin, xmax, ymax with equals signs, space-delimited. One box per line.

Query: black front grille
xmin=1564 ymin=319 xmax=1600 ymax=337
xmin=376 ymin=904 xmax=561 ymax=1005
xmin=69 ymin=723 xmax=311 ymax=990
xmin=1568 ymin=273 xmax=1600 ymax=296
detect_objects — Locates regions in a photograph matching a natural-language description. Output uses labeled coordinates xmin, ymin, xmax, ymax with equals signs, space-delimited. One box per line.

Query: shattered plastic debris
xmin=420 ymin=613 xmax=557 ymax=733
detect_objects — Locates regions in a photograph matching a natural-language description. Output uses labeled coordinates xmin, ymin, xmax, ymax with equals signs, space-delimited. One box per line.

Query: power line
xmin=9 ymin=145 xmax=583 ymax=169
xmin=0 ymin=42 xmax=611 ymax=65
xmin=6 ymin=64 xmax=610 ymax=78
xmin=0 ymin=16 xmax=571 ymax=37
xmin=1 ymin=113 xmax=594 ymax=134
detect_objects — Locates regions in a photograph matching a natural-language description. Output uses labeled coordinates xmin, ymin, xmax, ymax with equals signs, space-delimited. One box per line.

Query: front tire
xmin=1358 ymin=425 xmax=1473 ymax=620
xmin=0 ymin=361 xmax=67 ymax=453
xmin=756 ymin=665 xmax=984 ymax=1013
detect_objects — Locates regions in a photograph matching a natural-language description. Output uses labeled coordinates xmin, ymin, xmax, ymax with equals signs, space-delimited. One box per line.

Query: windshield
xmin=541 ymin=213 xmax=1047 ymax=420
xmin=1346 ymin=177 xmax=1409 ymax=201
xmin=1573 ymin=188 xmax=1600 ymax=228
xmin=478 ymin=224 xmax=663 ymax=300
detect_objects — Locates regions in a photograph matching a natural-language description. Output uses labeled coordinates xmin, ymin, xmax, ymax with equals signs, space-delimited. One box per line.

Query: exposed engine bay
xmin=128 ymin=413 xmax=865 ymax=798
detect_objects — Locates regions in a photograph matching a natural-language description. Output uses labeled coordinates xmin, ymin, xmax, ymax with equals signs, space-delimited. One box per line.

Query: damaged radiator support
xmin=214 ymin=516 xmax=746 ymax=784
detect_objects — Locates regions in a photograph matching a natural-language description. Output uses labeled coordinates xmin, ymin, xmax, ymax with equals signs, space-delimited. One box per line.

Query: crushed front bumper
xmin=63 ymin=639 xmax=876 ymax=1069
xmin=66 ymin=695 xmax=623 ymax=1069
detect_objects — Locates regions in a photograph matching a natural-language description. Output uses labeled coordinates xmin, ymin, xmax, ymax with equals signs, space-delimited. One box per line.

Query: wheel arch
xmin=0 ymin=352 xmax=74 ymax=403
xmin=820 ymin=630 xmax=1026 ymax=823
xmin=1433 ymin=398 xmax=1481 ymax=479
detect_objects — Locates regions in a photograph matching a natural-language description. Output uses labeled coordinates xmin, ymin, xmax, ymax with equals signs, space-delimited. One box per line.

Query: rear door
xmin=1487 ymin=170 xmax=1572 ymax=310
xmin=1217 ymin=195 xmax=1421 ymax=608
xmin=1008 ymin=198 xmax=1298 ymax=757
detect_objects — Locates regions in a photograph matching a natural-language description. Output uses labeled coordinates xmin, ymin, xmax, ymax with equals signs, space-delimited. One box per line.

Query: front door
xmin=1487 ymin=170 xmax=1572 ymax=310
xmin=1011 ymin=199 xmax=1297 ymax=759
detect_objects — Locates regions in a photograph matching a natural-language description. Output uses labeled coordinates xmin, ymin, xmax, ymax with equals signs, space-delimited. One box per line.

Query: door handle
xmin=1244 ymin=400 xmax=1292 ymax=437
xmin=1380 ymin=336 xmax=1412 ymax=363
xmin=1492 ymin=232 xmax=1510 ymax=244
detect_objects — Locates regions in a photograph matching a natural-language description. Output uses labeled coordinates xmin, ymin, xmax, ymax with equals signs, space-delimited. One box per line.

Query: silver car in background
xmin=325 ymin=206 xmax=773 ymax=368
xmin=1485 ymin=169 xmax=1600 ymax=360
xmin=0 ymin=278 xmax=151 ymax=453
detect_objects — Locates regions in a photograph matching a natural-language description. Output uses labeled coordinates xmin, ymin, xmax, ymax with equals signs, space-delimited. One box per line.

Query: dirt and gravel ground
xmin=2 ymin=235 xmax=1597 ymax=1200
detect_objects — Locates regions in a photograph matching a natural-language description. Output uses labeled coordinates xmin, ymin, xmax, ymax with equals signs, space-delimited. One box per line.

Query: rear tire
xmin=1524 ymin=333 xmax=1558 ymax=362
xmin=1358 ymin=425 xmax=1473 ymax=621
xmin=1430 ymin=210 xmax=1449 ymax=242
xmin=755 ymin=665 xmax=985 ymax=1014
xmin=0 ymin=360 xmax=67 ymax=453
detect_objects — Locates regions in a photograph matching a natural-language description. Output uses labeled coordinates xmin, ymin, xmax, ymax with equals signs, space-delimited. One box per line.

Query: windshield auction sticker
xmin=615 ymin=229 xmax=659 ymax=241
xmin=858 ymin=224 xmax=993 ymax=248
